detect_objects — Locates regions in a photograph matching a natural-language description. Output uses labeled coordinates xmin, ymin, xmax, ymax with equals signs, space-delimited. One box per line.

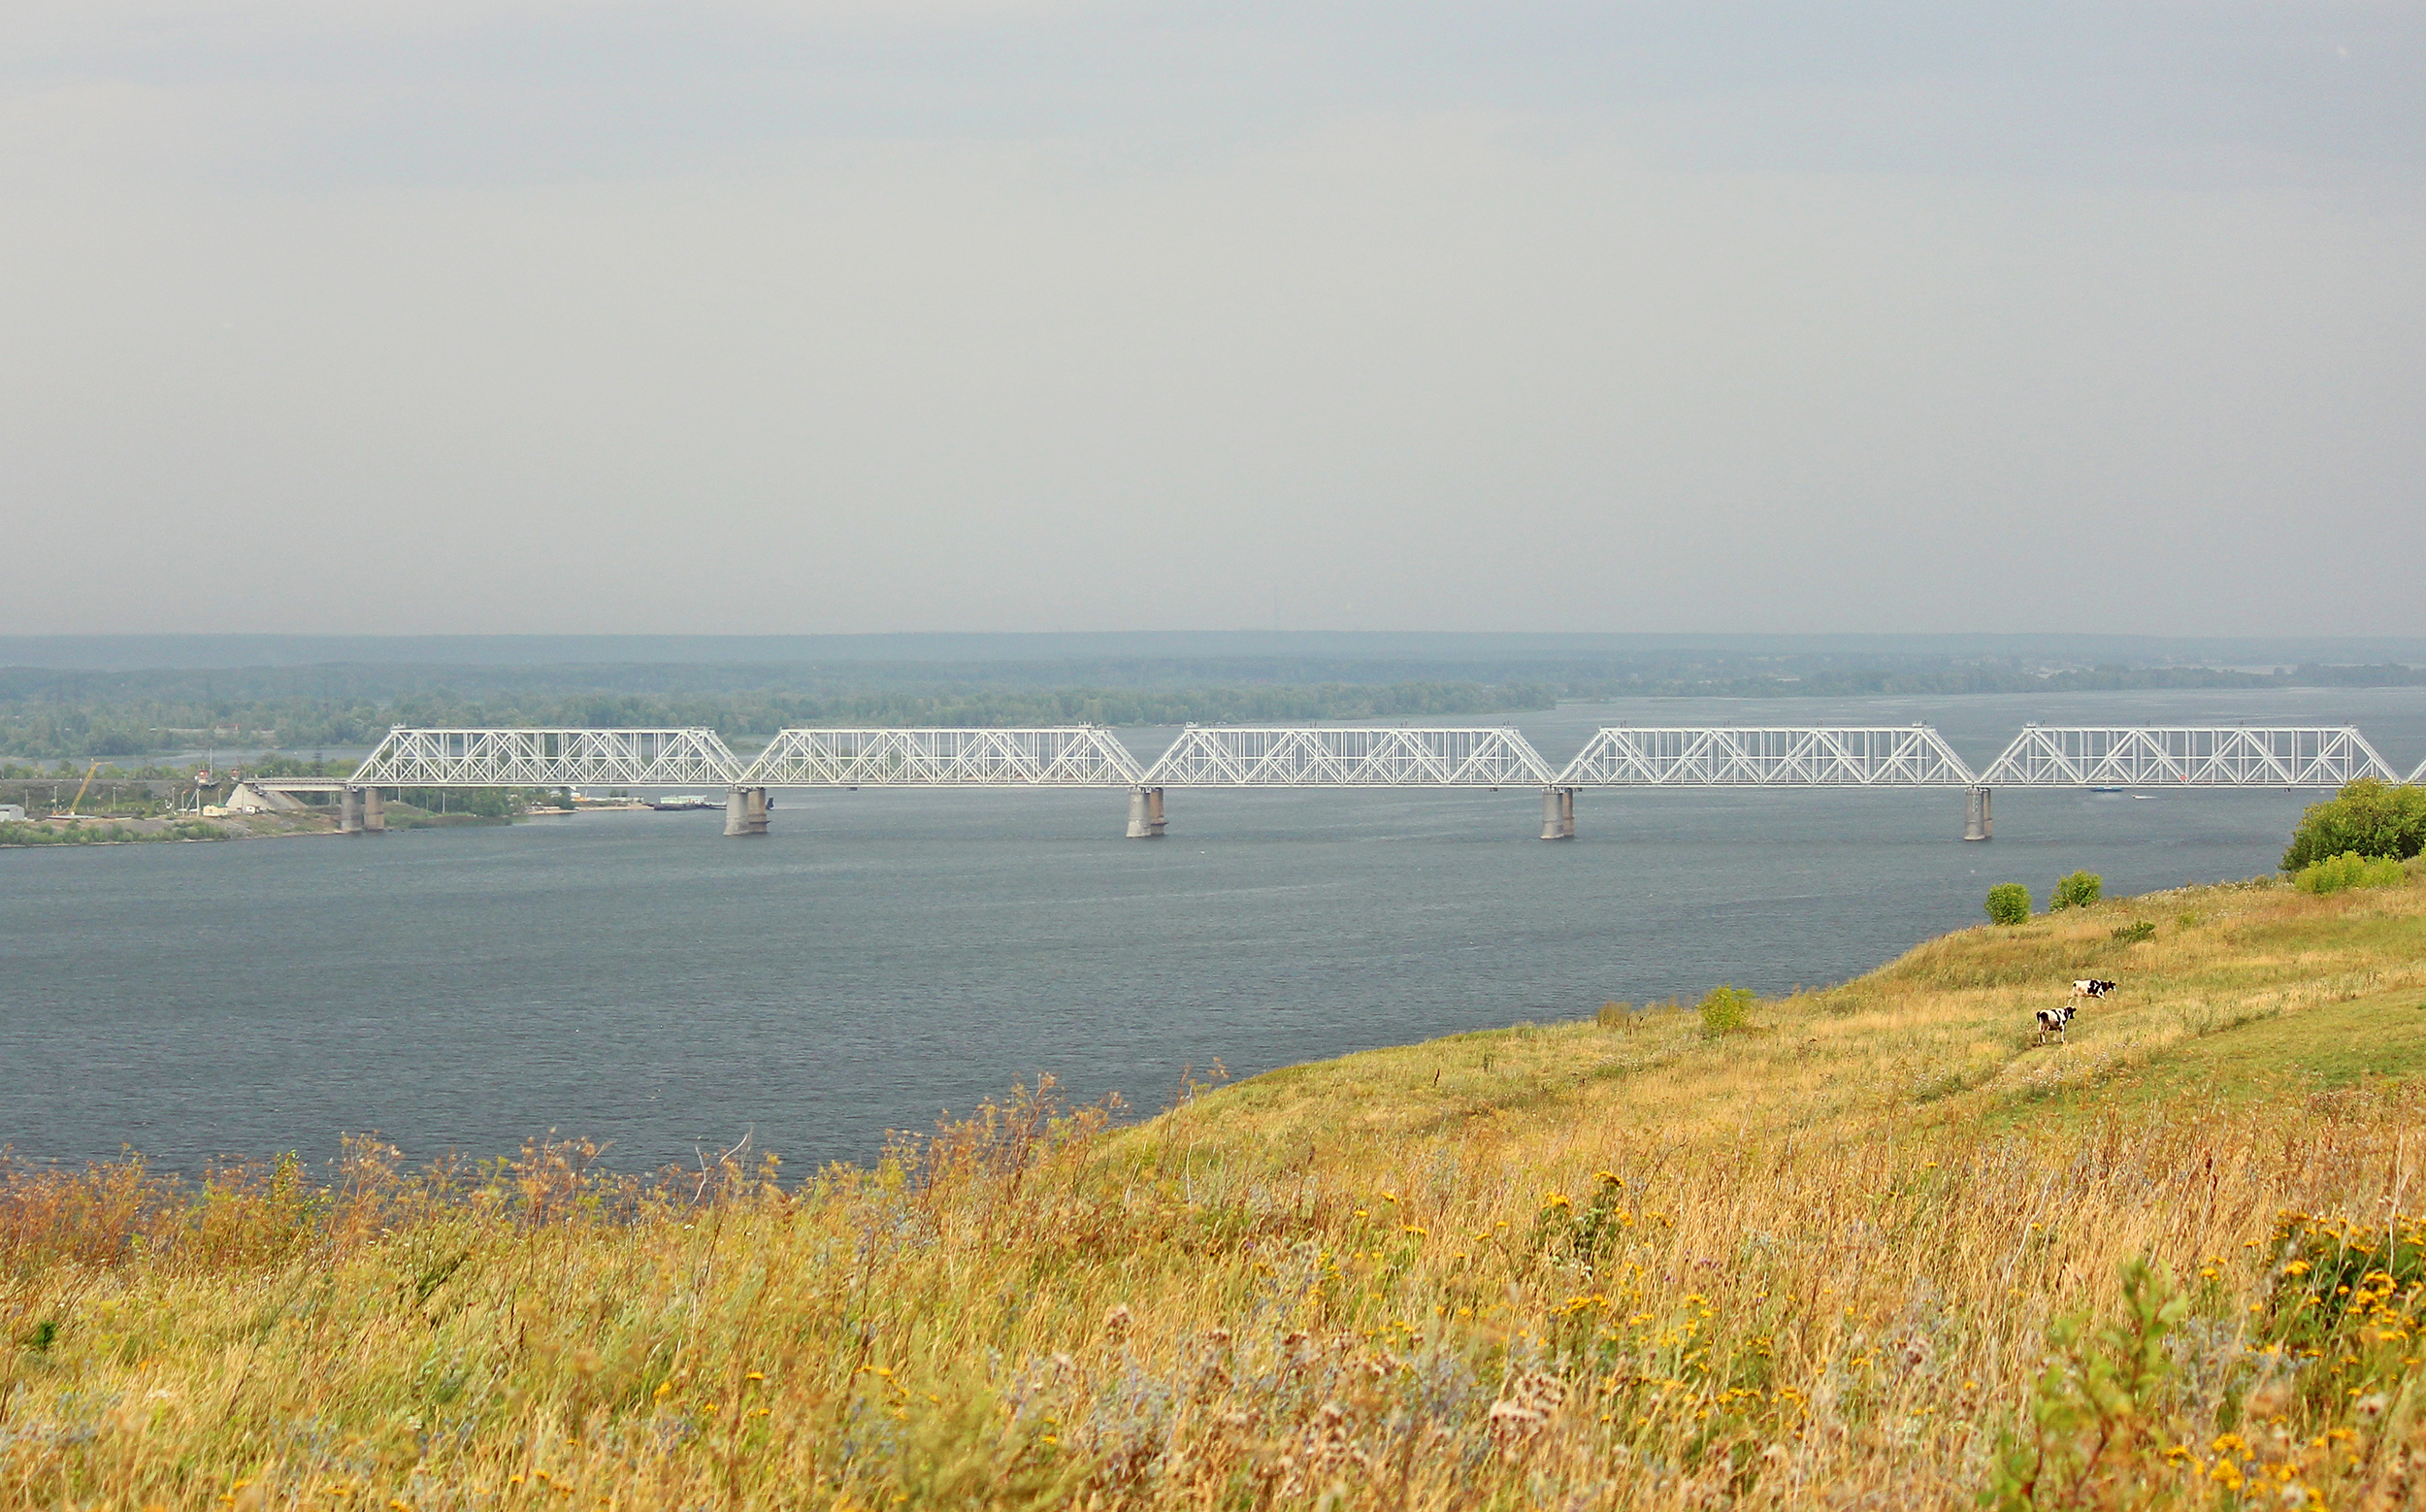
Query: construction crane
xmin=62 ymin=760 xmax=101 ymax=818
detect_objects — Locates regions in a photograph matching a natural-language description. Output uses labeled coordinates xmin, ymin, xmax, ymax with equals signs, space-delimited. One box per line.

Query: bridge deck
xmin=1977 ymin=727 xmax=2397 ymax=788
xmin=1141 ymin=727 xmax=1553 ymax=787
xmin=1553 ymin=727 xmax=1978 ymax=787
xmin=353 ymin=728 xmax=743 ymax=789
xmin=741 ymin=728 xmax=1145 ymax=787
xmin=333 ymin=724 xmax=2417 ymax=793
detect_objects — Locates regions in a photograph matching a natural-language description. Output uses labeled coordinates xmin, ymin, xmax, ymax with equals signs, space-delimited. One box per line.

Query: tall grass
xmin=5 ymin=879 xmax=2424 ymax=1509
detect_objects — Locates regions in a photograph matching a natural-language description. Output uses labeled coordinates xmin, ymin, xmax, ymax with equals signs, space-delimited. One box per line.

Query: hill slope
xmin=1173 ymin=871 xmax=2426 ymax=1161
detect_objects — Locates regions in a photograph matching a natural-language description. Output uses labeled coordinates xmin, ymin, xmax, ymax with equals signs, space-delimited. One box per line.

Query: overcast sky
xmin=5 ymin=2 xmax=2421 ymax=637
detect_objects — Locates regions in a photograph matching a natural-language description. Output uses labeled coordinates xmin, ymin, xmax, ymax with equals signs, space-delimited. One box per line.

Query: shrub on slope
xmin=2282 ymin=777 xmax=2426 ymax=871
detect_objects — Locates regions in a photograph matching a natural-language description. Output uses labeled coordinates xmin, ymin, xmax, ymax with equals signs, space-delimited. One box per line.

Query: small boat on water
xmin=649 ymin=794 xmax=720 ymax=811
xmin=2088 ymin=785 xmax=2129 ymax=793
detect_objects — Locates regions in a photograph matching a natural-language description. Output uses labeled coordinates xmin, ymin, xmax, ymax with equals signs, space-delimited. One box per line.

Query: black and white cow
xmin=2068 ymin=978 xmax=2117 ymax=1005
xmin=2035 ymin=1003 xmax=2077 ymax=1045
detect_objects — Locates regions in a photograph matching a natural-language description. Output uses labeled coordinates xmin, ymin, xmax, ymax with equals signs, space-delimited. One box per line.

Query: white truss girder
xmin=1978 ymin=727 xmax=2399 ymax=788
xmin=337 ymin=722 xmax=2420 ymax=800
xmin=1142 ymin=726 xmax=1554 ymax=787
xmin=740 ymin=727 xmax=1147 ymax=786
xmin=350 ymin=728 xmax=742 ymax=787
xmin=1554 ymin=727 xmax=1979 ymax=787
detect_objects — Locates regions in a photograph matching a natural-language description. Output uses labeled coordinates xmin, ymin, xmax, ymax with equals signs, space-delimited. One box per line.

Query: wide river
xmin=6 ymin=688 xmax=2423 ymax=1174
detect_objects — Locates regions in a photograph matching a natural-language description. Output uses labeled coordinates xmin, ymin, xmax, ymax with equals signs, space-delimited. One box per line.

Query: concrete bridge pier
xmin=363 ymin=787 xmax=385 ymax=834
xmin=1540 ymin=786 xmax=1576 ymax=840
xmin=1126 ymin=785 xmax=1167 ymax=838
xmin=340 ymin=786 xmax=364 ymax=834
xmin=724 ymin=785 xmax=770 ymax=837
xmin=1963 ymin=785 xmax=1993 ymax=841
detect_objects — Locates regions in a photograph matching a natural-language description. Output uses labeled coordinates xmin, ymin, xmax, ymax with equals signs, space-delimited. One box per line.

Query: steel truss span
xmin=351 ymin=728 xmax=742 ymax=787
xmin=1554 ymin=727 xmax=1979 ymax=788
xmin=1978 ymin=727 xmax=2400 ymax=789
xmin=741 ymin=728 xmax=1147 ymax=787
xmin=1143 ymin=727 xmax=1554 ymax=787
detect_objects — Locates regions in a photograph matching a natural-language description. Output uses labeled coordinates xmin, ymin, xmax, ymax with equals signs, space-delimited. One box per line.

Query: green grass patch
xmin=1985 ymin=987 xmax=2426 ymax=1132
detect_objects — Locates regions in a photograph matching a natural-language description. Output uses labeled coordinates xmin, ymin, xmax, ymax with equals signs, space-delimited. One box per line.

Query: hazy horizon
xmin=7 ymin=4 xmax=2422 ymax=638
xmin=12 ymin=629 xmax=2426 ymax=674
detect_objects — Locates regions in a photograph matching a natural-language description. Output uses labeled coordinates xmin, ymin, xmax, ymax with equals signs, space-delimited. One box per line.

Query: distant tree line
xmin=1558 ymin=662 xmax=2426 ymax=701
xmin=0 ymin=682 xmax=1557 ymax=760
xmin=6 ymin=652 xmax=2423 ymax=760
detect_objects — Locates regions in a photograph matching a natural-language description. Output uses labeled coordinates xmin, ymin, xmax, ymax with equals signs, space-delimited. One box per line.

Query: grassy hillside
xmin=1188 ymin=871 xmax=2426 ymax=1155
xmin=5 ymin=871 xmax=2424 ymax=1509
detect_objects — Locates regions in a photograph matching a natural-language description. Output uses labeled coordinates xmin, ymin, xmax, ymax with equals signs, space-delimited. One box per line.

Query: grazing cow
xmin=2035 ymin=1003 xmax=2077 ymax=1045
xmin=2068 ymin=978 xmax=2117 ymax=1004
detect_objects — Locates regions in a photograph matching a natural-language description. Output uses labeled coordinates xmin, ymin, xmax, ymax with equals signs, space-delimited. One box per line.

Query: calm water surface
xmin=6 ymin=689 xmax=2423 ymax=1172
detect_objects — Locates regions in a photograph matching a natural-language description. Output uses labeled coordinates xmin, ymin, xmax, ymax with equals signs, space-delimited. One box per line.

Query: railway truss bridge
xmin=279 ymin=722 xmax=2421 ymax=842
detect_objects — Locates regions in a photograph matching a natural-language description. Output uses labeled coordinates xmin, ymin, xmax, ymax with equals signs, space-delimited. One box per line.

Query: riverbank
xmin=0 ymin=805 xmax=532 ymax=847
xmin=4 ymin=868 xmax=2422 ymax=1507
xmin=0 ymin=811 xmax=327 ymax=846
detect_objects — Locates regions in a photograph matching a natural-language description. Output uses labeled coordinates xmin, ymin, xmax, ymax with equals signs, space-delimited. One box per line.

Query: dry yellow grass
xmin=5 ymin=871 xmax=2425 ymax=1509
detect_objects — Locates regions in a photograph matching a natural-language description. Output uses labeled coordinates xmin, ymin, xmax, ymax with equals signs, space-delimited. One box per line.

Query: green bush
xmin=2049 ymin=871 xmax=2103 ymax=911
xmin=1697 ymin=985 xmax=1754 ymax=1035
xmin=2281 ymin=778 xmax=2426 ymax=871
xmin=2110 ymin=919 xmax=2156 ymax=944
xmin=1983 ymin=883 xmax=2031 ymax=926
xmin=2293 ymin=850 xmax=2408 ymax=896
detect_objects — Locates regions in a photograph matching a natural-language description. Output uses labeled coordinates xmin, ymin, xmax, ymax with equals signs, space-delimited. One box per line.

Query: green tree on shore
xmin=2281 ymin=778 xmax=2426 ymax=871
